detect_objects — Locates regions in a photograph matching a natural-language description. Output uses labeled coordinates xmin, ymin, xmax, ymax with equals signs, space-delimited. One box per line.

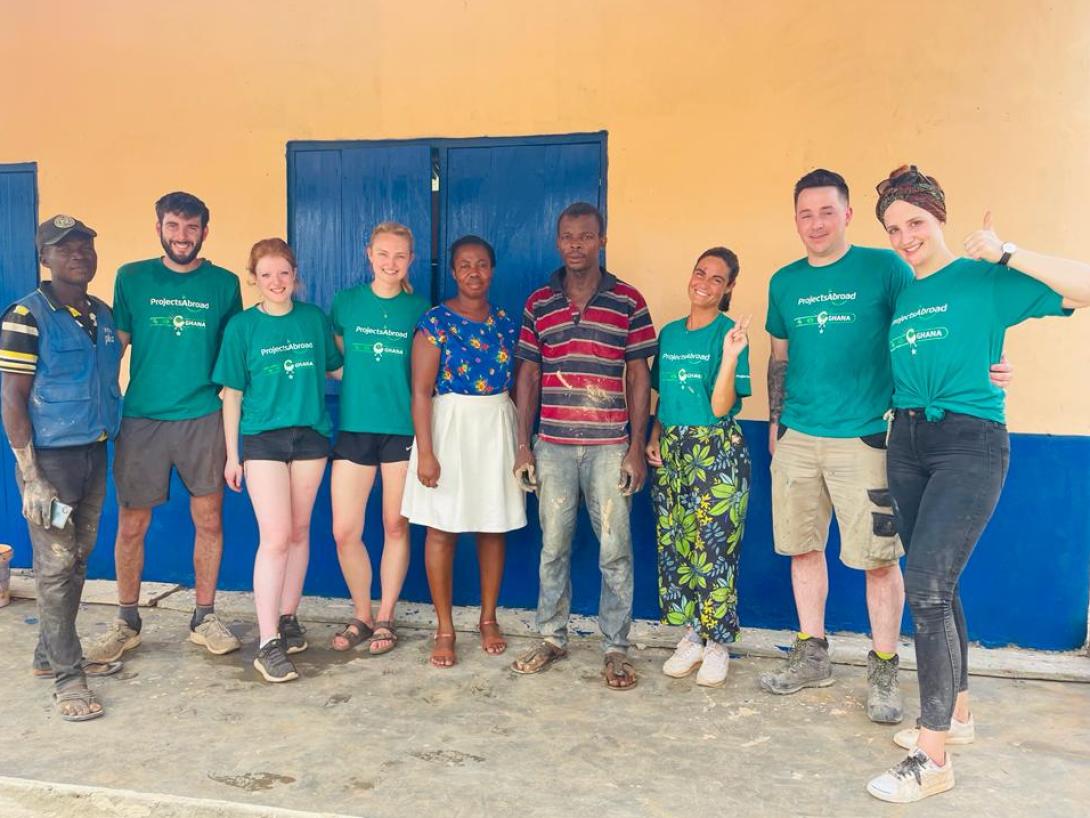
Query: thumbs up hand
xmin=963 ymin=210 xmax=1004 ymax=263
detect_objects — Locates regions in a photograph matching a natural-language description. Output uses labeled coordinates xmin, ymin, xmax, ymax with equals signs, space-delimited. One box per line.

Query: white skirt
xmin=401 ymin=392 xmax=527 ymax=533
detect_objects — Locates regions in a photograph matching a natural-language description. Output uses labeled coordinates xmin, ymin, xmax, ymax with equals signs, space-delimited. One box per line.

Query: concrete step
xmin=11 ymin=570 xmax=1090 ymax=683
xmin=0 ymin=776 xmax=359 ymax=818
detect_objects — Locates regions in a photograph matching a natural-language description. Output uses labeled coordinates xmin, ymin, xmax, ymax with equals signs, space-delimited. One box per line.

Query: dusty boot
xmin=866 ymin=650 xmax=904 ymax=724
xmin=758 ymin=635 xmax=833 ymax=695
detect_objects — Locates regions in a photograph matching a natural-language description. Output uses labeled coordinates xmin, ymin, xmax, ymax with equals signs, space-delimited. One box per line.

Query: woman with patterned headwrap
xmin=864 ymin=165 xmax=1090 ymax=804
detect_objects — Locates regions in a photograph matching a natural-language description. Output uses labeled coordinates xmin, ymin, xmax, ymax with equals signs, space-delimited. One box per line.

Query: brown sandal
xmin=603 ymin=651 xmax=638 ymax=691
xmin=331 ymin=619 xmax=373 ymax=652
xmin=368 ymin=620 xmax=399 ymax=656
xmin=511 ymin=640 xmax=567 ymax=674
xmin=478 ymin=620 xmax=507 ymax=655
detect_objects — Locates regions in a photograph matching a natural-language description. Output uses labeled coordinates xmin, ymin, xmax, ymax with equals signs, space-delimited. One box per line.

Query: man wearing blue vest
xmin=0 ymin=215 xmax=123 ymax=722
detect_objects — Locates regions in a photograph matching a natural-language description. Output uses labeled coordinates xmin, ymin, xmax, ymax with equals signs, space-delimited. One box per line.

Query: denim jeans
xmin=533 ymin=439 xmax=633 ymax=653
xmin=17 ymin=442 xmax=107 ymax=686
xmin=887 ymin=411 xmax=1009 ymax=731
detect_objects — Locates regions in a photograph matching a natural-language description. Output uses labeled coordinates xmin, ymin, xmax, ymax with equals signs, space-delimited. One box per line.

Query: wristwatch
xmin=998 ymin=242 xmax=1017 ymax=266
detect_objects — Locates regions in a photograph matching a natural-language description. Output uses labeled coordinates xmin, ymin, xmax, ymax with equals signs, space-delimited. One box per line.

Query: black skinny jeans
xmin=887 ymin=410 xmax=1009 ymax=731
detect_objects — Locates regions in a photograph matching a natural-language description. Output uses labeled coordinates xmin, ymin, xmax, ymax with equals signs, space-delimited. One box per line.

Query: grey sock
xmin=191 ymin=605 xmax=214 ymax=631
xmin=686 ymin=628 xmax=704 ymax=645
xmin=118 ymin=603 xmax=142 ymax=633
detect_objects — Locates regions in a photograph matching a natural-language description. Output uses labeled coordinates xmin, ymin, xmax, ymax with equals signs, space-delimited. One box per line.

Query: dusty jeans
xmin=533 ymin=440 xmax=633 ymax=654
xmin=887 ymin=411 xmax=1009 ymax=731
xmin=17 ymin=442 xmax=107 ymax=686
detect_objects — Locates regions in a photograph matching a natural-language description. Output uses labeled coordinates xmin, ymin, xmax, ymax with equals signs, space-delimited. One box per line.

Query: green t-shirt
xmin=331 ymin=285 xmax=429 ymax=435
xmin=212 ymin=302 xmax=343 ymax=436
xmin=766 ymin=245 xmax=913 ymax=437
xmin=113 ymin=258 xmax=242 ymax=420
xmin=652 ymin=314 xmax=751 ymax=426
xmin=889 ymin=258 xmax=1070 ymax=423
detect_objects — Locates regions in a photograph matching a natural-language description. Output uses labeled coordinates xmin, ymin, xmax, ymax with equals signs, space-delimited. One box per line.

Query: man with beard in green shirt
xmin=86 ymin=192 xmax=243 ymax=663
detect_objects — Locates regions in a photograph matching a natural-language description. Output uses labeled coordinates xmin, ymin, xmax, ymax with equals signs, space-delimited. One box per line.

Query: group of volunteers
xmin=3 ymin=167 xmax=1088 ymax=803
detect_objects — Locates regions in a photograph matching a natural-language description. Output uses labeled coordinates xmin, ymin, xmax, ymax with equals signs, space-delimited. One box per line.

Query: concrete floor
xmin=1 ymin=597 xmax=1088 ymax=817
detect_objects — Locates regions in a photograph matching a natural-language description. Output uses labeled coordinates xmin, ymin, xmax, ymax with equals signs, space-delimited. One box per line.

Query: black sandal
xmin=331 ymin=619 xmax=373 ymax=652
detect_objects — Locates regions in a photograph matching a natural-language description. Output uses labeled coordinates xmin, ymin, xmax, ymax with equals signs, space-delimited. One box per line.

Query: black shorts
xmin=242 ymin=426 xmax=330 ymax=463
xmin=332 ymin=431 xmax=413 ymax=466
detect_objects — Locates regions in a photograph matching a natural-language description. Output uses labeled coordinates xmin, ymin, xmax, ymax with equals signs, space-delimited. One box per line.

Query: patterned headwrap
xmin=875 ymin=165 xmax=947 ymax=224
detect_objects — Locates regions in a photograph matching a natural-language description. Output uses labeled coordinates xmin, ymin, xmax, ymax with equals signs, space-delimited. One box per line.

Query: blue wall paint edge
xmin=8 ymin=418 xmax=1087 ymax=651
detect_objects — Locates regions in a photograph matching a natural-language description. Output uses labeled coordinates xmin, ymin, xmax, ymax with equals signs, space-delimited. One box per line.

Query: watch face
xmin=1002 ymin=242 xmax=1017 ymax=254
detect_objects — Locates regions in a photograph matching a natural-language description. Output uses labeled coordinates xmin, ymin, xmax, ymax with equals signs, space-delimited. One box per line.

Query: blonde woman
xmin=329 ymin=223 xmax=428 ymax=655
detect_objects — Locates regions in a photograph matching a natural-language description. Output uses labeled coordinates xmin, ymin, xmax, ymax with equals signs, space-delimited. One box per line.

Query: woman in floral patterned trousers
xmin=646 ymin=246 xmax=751 ymax=688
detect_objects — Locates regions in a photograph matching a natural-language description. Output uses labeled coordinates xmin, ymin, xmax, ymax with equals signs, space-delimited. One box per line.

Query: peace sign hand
xmin=722 ymin=315 xmax=751 ymax=359
xmin=963 ymin=210 xmax=1004 ymax=264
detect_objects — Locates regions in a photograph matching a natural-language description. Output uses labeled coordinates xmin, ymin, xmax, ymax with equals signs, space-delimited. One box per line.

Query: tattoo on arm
xmin=768 ymin=358 xmax=787 ymax=423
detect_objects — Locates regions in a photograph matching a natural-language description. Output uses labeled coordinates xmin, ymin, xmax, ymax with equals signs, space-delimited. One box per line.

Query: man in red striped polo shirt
xmin=510 ymin=202 xmax=656 ymax=690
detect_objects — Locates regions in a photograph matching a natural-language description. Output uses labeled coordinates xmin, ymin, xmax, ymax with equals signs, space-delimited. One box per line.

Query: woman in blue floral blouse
xmin=401 ymin=235 xmax=526 ymax=668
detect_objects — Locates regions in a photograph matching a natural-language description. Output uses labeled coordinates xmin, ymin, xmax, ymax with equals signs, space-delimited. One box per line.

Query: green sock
xmin=797 ymin=631 xmax=813 ymax=640
xmin=874 ymin=650 xmax=896 ymax=661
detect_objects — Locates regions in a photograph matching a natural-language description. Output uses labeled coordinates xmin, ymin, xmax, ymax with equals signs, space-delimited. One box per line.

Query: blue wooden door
xmin=441 ymin=138 xmax=606 ymax=318
xmin=439 ymin=137 xmax=610 ymax=614
xmin=0 ymin=163 xmax=39 ymax=567
xmin=288 ymin=144 xmax=434 ymax=309
xmin=283 ymin=134 xmax=610 ymax=611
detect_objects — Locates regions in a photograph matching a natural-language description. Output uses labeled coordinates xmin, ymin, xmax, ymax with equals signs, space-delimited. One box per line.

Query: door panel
xmin=0 ymin=164 xmax=39 ymax=565
xmin=289 ymin=144 xmax=433 ymax=311
xmin=441 ymin=141 xmax=604 ymax=318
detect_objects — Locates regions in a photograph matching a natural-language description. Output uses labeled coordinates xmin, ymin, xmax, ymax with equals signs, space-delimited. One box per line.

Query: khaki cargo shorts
xmin=770 ymin=427 xmax=903 ymax=570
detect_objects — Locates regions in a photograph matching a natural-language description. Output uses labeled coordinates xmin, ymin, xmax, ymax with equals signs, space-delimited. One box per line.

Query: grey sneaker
xmin=187 ymin=613 xmax=241 ymax=655
xmin=758 ymin=636 xmax=833 ymax=695
xmin=278 ymin=614 xmax=308 ymax=655
xmin=253 ymin=638 xmax=299 ymax=683
xmin=83 ymin=620 xmax=142 ymax=664
xmin=866 ymin=650 xmax=904 ymax=724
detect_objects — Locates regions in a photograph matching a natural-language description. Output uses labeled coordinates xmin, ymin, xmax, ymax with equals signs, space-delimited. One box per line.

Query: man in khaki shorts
xmin=86 ymin=192 xmax=243 ymax=662
xmin=759 ymin=170 xmax=1011 ymax=722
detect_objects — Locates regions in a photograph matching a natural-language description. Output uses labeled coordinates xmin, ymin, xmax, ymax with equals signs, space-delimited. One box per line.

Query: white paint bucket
xmin=0 ymin=544 xmax=13 ymax=608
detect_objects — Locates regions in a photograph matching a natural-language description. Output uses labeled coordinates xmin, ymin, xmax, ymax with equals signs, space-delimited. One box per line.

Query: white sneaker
xmin=663 ymin=636 xmax=703 ymax=678
xmin=866 ymin=749 xmax=955 ymax=803
xmin=894 ymin=714 xmax=975 ymax=749
xmin=696 ymin=641 xmax=730 ymax=688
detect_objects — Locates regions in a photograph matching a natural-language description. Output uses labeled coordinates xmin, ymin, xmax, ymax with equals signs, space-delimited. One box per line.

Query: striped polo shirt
xmin=517 ymin=268 xmax=657 ymax=445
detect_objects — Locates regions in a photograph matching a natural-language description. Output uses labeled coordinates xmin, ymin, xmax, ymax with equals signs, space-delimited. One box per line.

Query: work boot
xmin=866 ymin=650 xmax=904 ymax=724
xmin=758 ymin=635 xmax=833 ymax=695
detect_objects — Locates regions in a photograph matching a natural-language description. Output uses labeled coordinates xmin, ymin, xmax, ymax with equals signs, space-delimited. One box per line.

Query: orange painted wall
xmin=2 ymin=0 xmax=1087 ymax=432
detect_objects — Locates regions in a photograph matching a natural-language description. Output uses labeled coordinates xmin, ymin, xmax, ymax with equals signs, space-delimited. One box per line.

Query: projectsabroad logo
xmin=661 ymin=351 xmax=709 ymax=392
xmin=351 ymin=326 xmax=409 ymax=361
xmin=889 ymin=304 xmax=950 ymax=355
xmin=259 ymin=341 xmax=316 ymax=379
xmin=793 ymin=291 xmax=857 ymax=334
xmin=148 ymin=297 xmax=210 ymax=336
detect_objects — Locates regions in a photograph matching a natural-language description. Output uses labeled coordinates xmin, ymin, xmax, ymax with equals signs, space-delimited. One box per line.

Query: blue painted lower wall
xmin=7 ymin=418 xmax=1089 ymax=651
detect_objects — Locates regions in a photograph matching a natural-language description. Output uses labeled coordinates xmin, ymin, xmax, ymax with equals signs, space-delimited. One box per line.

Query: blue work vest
xmin=16 ymin=289 xmax=122 ymax=448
